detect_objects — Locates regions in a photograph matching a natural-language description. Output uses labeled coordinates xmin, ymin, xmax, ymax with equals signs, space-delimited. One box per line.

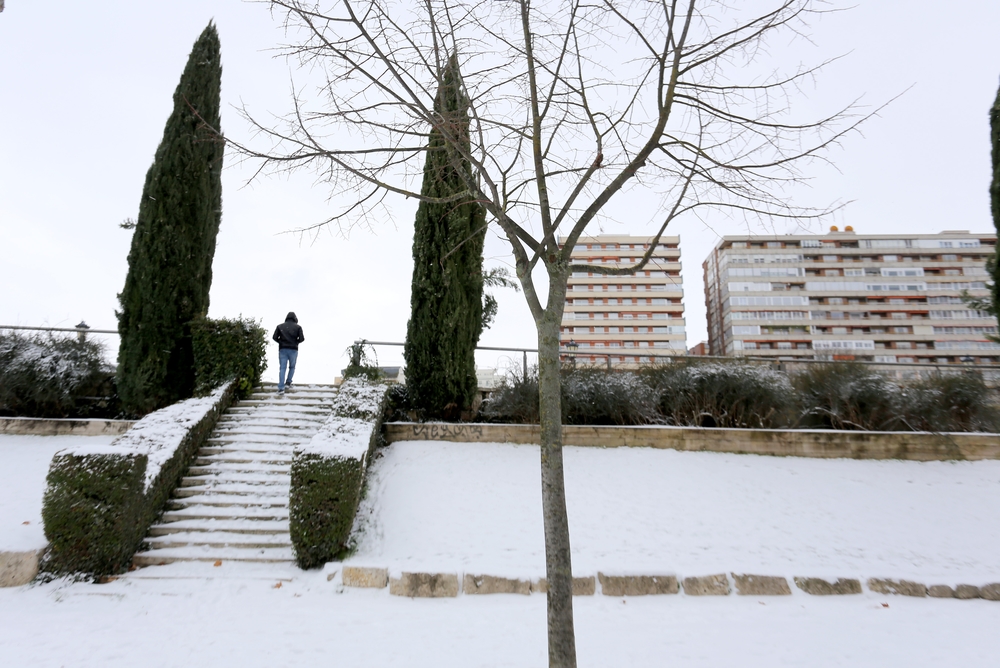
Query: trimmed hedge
xmin=290 ymin=379 xmax=389 ymax=569
xmin=41 ymin=380 xmax=237 ymax=577
xmin=191 ymin=317 xmax=267 ymax=400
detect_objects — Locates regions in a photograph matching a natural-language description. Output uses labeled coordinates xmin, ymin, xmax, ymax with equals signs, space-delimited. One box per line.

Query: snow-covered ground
xmin=3 ymin=437 xmax=1000 ymax=667
xmin=0 ymin=434 xmax=116 ymax=552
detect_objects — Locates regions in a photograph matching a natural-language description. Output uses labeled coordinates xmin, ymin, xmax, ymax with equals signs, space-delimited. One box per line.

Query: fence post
xmin=523 ymin=350 xmax=528 ymax=383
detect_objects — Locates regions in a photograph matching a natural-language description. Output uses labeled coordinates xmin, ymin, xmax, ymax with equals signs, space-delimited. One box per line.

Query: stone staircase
xmin=133 ymin=383 xmax=338 ymax=567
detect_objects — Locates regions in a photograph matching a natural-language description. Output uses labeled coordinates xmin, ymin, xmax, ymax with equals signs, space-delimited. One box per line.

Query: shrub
xmin=561 ymin=368 xmax=659 ymax=425
xmin=191 ymin=317 xmax=267 ymax=399
xmin=478 ymin=365 xmax=539 ymax=423
xmin=342 ymin=340 xmax=384 ymax=383
xmin=791 ymin=363 xmax=900 ymax=430
xmin=0 ymin=330 xmax=115 ymax=418
xmin=642 ymin=361 xmax=795 ymax=428
xmin=895 ymin=372 xmax=1000 ymax=433
xmin=42 ymin=381 xmax=236 ymax=577
xmin=289 ymin=379 xmax=389 ymax=569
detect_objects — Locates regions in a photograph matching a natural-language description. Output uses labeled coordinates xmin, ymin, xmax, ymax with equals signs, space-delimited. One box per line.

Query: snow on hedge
xmin=61 ymin=382 xmax=232 ymax=491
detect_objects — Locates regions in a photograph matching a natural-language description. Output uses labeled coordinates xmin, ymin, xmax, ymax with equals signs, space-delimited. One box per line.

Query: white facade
xmin=703 ymin=229 xmax=999 ymax=363
xmin=559 ymin=234 xmax=685 ymax=366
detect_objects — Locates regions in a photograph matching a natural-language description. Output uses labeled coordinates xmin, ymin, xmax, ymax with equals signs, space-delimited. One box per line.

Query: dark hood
xmin=285 ymin=312 xmax=298 ymax=323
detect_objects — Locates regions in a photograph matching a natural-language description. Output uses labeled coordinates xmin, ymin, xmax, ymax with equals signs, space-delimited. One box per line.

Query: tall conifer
xmin=404 ymin=55 xmax=486 ymax=418
xmin=116 ymin=23 xmax=224 ymax=415
xmin=989 ymin=80 xmax=1000 ymax=316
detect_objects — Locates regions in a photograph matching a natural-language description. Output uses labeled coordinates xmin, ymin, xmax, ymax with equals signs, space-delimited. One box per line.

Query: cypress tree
xmin=989 ymin=79 xmax=1000 ymax=317
xmin=116 ymin=23 xmax=224 ymax=415
xmin=403 ymin=54 xmax=487 ymax=419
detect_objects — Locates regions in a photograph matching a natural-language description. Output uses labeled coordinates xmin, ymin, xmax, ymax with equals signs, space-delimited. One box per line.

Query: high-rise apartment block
xmin=559 ymin=234 xmax=685 ymax=365
xmin=703 ymin=229 xmax=999 ymax=363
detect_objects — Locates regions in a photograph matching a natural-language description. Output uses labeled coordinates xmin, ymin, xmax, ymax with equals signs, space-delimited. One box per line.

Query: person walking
xmin=272 ymin=312 xmax=305 ymax=393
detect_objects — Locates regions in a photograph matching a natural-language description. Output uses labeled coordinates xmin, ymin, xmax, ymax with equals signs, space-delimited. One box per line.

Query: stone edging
xmin=333 ymin=566 xmax=1000 ymax=601
xmin=384 ymin=422 xmax=1000 ymax=461
xmin=0 ymin=417 xmax=136 ymax=437
xmin=0 ymin=549 xmax=45 ymax=587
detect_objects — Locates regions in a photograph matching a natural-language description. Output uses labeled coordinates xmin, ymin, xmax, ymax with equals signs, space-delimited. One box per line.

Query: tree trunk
xmin=536 ymin=279 xmax=576 ymax=668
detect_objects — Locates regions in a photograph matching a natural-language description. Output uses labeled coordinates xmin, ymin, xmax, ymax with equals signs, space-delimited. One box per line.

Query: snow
xmin=352 ymin=442 xmax=1000 ymax=582
xmin=300 ymin=416 xmax=374 ymax=460
xmin=62 ymin=383 xmax=231 ymax=491
xmin=3 ymin=437 xmax=1000 ymax=666
xmin=0 ymin=435 xmax=116 ymax=551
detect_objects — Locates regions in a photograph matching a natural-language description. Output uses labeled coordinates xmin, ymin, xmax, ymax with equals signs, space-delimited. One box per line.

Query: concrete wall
xmin=384 ymin=422 xmax=1000 ymax=461
xmin=0 ymin=417 xmax=135 ymax=437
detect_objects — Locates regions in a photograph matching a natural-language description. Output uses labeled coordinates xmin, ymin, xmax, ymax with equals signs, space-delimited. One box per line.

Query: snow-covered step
xmin=174 ymin=483 xmax=290 ymax=498
xmin=145 ymin=532 xmax=291 ymax=549
xmin=179 ymin=473 xmax=290 ymax=486
xmin=187 ymin=463 xmax=291 ymax=475
xmin=199 ymin=444 xmax=300 ymax=455
xmin=133 ymin=546 xmax=295 ymax=566
xmin=161 ymin=506 xmax=289 ymax=522
xmin=193 ymin=454 xmax=293 ymax=466
xmin=148 ymin=519 xmax=289 ymax=536
xmin=206 ymin=434 xmax=304 ymax=445
xmin=167 ymin=497 xmax=288 ymax=510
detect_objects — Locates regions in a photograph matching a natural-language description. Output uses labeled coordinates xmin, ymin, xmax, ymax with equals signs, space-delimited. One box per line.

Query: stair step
xmin=161 ymin=506 xmax=289 ymax=521
xmin=134 ymin=546 xmax=294 ymax=566
xmin=174 ymin=484 xmax=289 ymax=498
xmin=215 ymin=417 xmax=327 ymax=428
xmin=145 ymin=532 xmax=291 ymax=549
xmin=168 ymin=496 xmax=288 ymax=510
xmin=149 ymin=519 xmax=289 ymax=535
xmin=194 ymin=455 xmax=293 ymax=466
xmin=180 ymin=473 xmax=290 ymax=486
xmin=187 ymin=464 xmax=291 ymax=476
xmin=199 ymin=445 xmax=297 ymax=456
xmin=207 ymin=435 xmax=305 ymax=445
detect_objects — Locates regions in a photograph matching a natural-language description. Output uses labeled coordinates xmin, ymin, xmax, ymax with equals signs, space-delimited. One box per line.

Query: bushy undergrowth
xmin=478 ymin=361 xmax=1000 ymax=433
xmin=0 ymin=330 xmax=117 ymax=418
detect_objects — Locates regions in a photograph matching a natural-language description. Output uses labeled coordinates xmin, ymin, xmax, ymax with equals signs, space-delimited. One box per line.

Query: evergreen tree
xmin=404 ymin=54 xmax=486 ymax=419
xmin=989 ymin=79 xmax=1000 ymax=317
xmin=116 ymin=23 xmax=224 ymax=415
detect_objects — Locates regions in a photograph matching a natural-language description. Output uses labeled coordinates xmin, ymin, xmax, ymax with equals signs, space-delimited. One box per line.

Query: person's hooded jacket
xmin=273 ymin=312 xmax=305 ymax=350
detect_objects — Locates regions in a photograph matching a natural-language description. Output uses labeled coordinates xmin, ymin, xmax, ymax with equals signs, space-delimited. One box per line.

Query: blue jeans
xmin=278 ymin=348 xmax=298 ymax=391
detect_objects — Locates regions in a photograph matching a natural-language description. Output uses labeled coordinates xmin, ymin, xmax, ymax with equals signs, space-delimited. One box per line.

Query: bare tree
xmin=243 ymin=1 xmax=868 ymax=664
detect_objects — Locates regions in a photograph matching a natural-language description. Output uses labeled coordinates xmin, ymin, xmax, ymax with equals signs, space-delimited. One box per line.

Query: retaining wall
xmin=1 ymin=418 xmax=135 ymax=437
xmin=384 ymin=422 xmax=1000 ymax=461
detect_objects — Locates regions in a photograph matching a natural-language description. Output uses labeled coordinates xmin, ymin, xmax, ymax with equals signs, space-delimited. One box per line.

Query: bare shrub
xmin=642 ymin=362 xmax=795 ymax=428
xmin=791 ymin=363 xmax=899 ymax=430
xmin=895 ymin=373 xmax=1000 ymax=433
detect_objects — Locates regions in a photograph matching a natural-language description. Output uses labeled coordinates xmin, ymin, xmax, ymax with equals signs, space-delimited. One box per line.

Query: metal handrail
xmin=0 ymin=325 xmax=118 ymax=335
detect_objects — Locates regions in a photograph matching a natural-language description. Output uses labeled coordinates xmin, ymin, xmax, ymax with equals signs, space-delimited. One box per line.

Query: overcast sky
xmin=2 ymin=1 xmax=998 ymax=384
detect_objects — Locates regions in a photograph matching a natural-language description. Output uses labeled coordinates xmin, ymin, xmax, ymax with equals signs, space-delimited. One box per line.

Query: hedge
xmin=41 ymin=380 xmax=237 ymax=577
xmin=191 ymin=317 xmax=267 ymax=400
xmin=290 ymin=379 xmax=389 ymax=569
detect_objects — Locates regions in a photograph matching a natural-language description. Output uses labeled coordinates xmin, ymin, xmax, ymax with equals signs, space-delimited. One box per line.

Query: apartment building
xmin=559 ymin=234 xmax=685 ymax=365
xmin=703 ymin=228 xmax=999 ymax=363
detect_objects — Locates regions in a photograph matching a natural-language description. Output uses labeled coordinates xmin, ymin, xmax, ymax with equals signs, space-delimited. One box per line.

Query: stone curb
xmin=0 ymin=549 xmax=44 ymax=587
xmin=335 ymin=568 xmax=1000 ymax=602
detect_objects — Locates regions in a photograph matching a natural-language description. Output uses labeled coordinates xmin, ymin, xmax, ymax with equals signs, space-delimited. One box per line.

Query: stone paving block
xmin=342 ymin=566 xmax=388 ymax=589
xmin=927 ymin=585 xmax=955 ymax=598
xmin=732 ymin=574 xmax=791 ymax=596
xmin=793 ymin=577 xmax=862 ymax=595
xmin=955 ymin=584 xmax=981 ymax=600
xmin=530 ymin=576 xmax=596 ymax=596
xmin=389 ymin=572 xmax=458 ymax=598
xmin=867 ymin=578 xmax=927 ymax=597
xmin=598 ymin=573 xmax=678 ymax=596
xmin=980 ymin=583 xmax=1000 ymax=601
xmin=0 ymin=550 xmax=41 ymax=588
xmin=682 ymin=574 xmax=731 ymax=596
xmin=463 ymin=574 xmax=531 ymax=595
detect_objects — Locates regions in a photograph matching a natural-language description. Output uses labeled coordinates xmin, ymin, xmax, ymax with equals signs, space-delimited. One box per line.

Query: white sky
xmin=1 ymin=1 xmax=998 ymax=384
